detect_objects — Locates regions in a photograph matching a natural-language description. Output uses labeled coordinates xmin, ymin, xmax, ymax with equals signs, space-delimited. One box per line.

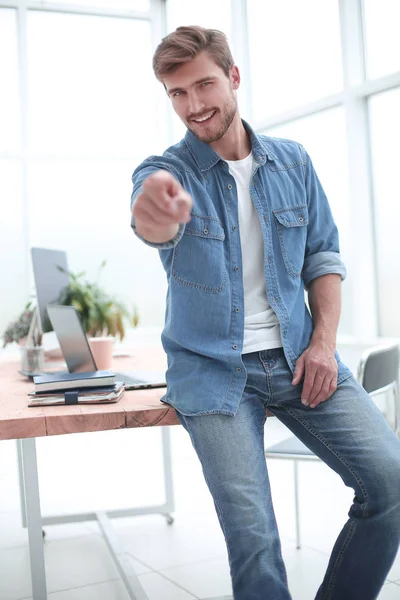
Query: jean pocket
xmin=172 ymin=214 xmax=227 ymax=293
xmin=273 ymin=205 xmax=308 ymax=277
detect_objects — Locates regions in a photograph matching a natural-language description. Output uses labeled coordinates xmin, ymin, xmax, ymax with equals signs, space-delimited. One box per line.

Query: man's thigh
xmin=177 ymin=391 xmax=277 ymax=521
xmin=272 ymin=375 xmax=400 ymax=499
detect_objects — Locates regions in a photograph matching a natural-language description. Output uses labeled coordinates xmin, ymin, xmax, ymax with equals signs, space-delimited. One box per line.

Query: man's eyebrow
xmin=167 ymin=76 xmax=215 ymax=96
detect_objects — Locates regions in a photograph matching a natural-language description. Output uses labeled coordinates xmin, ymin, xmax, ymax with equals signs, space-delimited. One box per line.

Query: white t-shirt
xmin=226 ymin=152 xmax=282 ymax=353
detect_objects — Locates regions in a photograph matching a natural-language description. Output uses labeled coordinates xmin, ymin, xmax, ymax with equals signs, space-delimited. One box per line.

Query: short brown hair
xmin=153 ymin=25 xmax=234 ymax=82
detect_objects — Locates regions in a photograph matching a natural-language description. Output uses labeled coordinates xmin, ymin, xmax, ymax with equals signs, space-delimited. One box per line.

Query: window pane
xmin=247 ymin=0 xmax=343 ymax=122
xmin=44 ymin=0 xmax=150 ymax=10
xmin=167 ymin=0 xmax=231 ymax=39
xmin=260 ymin=109 xmax=353 ymax=335
xmin=0 ymin=9 xmax=20 ymax=154
xmin=363 ymin=0 xmax=400 ymax=79
xmin=28 ymin=159 xmax=166 ymax=329
xmin=369 ymin=88 xmax=400 ymax=336
xmin=27 ymin=12 xmax=160 ymax=158
xmin=0 ymin=161 xmax=28 ymax=335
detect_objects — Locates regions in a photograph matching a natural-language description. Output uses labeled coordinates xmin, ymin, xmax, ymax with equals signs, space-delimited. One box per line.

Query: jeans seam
xmin=279 ymin=405 xmax=370 ymax=513
xmin=323 ymin=520 xmax=357 ymax=600
xmin=258 ymin=352 xmax=276 ymax=399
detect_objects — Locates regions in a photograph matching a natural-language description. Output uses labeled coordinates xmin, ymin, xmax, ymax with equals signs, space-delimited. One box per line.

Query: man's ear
xmin=231 ymin=65 xmax=240 ymax=90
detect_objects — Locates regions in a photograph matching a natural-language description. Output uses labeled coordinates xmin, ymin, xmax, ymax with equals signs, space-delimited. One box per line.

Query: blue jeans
xmin=177 ymin=348 xmax=400 ymax=600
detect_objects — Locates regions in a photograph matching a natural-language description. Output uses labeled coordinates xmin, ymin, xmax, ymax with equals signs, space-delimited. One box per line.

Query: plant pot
xmin=88 ymin=336 xmax=115 ymax=371
xmin=20 ymin=345 xmax=45 ymax=373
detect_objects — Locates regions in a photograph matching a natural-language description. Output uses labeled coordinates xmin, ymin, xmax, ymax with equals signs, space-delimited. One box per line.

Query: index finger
xmin=301 ymin=365 xmax=317 ymax=406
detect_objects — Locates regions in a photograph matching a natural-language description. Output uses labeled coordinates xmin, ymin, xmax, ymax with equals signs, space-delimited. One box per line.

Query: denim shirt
xmin=130 ymin=120 xmax=352 ymax=416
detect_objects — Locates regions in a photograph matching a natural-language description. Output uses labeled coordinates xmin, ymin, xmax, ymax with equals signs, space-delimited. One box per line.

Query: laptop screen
xmin=47 ymin=305 xmax=97 ymax=373
xmin=31 ymin=247 xmax=70 ymax=333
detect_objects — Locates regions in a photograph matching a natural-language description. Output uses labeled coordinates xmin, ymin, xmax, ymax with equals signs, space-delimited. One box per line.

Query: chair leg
xmin=294 ymin=460 xmax=301 ymax=549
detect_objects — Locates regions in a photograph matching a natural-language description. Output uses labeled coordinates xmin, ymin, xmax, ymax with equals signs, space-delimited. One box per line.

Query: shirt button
xmin=232 ymin=345 xmax=238 ymax=350
xmin=234 ymin=266 xmax=239 ymax=271
xmin=235 ymin=307 xmax=239 ymax=312
xmin=236 ymin=367 xmax=242 ymax=372
xmin=232 ymin=225 xmax=237 ymax=230
xmin=228 ymin=184 xmax=233 ymax=189
xmin=203 ymin=228 xmax=209 ymax=234
xmin=298 ymin=216 xmax=304 ymax=222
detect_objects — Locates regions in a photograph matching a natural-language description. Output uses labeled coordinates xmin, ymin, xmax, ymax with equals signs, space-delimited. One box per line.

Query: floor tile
xmin=112 ymin=512 xmax=227 ymax=571
xmin=283 ymin=544 xmax=329 ymax=598
xmin=386 ymin=549 xmax=400 ymax=582
xmin=43 ymin=579 xmax=128 ymax=600
xmin=378 ymin=582 xmax=400 ymax=599
xmin=159 ymin=556 xmax=232 ymax=599
xmin=139 ymin=572 xmax=198 ymax=599
xmin=0 ymin=534 xmax=150 ymax=600
xmin=23 ymin=574 xmax=198 ymax=600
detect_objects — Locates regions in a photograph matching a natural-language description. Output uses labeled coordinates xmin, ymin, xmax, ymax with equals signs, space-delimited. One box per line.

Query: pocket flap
xmin=185 ymin=215 xmax=225 ymax=241
xmin=273 ymin=205 xmax=309 ymax=228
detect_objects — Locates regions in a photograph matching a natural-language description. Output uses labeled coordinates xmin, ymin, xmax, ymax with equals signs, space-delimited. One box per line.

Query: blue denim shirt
xmin=130 ymin=120 xmax=352 ymax=416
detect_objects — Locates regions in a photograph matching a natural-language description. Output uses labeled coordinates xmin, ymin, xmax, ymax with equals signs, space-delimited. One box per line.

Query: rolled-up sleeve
xmin=130 ymin=159 xmax=186 ymax=250
xmin=301 ymin=146 xmax=347 ymax=288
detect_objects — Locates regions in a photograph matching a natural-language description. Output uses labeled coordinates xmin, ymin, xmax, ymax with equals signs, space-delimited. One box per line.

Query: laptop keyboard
xmin=115 ymin=373 xmax=144 ymax=385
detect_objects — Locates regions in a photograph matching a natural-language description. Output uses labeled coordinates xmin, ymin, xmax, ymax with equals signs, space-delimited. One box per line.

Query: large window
xmin=0 ymin=9 xmax=27 ymax=324
xmin=0 ymin=2 xmax=168 ymax=334
xmin=363 ymin=0 xmax=400 ymax=80
xmin=247 ymin=0 xmax=343 ymax=123
xmin=369 ymin=87 xmax=400 ymax=337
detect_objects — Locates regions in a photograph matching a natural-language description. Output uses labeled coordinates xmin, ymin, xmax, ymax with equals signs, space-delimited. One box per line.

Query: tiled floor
xmin=0 ymin=417 xmax=399 ymax=600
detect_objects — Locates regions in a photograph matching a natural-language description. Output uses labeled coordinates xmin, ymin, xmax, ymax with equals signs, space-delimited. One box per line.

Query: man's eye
xmin=201 ymin=81 xmax=211 ymax=87
xmin=173 ymin=91 xmax=183 ymax=97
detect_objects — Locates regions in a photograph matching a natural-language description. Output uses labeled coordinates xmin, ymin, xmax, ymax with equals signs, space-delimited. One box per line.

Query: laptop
xmin=47 ymin=305 xmax=167 ymax=391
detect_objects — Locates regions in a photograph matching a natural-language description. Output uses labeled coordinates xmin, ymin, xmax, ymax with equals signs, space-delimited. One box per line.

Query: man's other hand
xmin=292 ymin=342 xmax=338 ymax=408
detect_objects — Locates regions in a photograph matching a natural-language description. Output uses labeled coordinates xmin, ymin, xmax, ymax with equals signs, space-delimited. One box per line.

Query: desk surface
xmin=0 ymin=346 xmax=179 ymax=441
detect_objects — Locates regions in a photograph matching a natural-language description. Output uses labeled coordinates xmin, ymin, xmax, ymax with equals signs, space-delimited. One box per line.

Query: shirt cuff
xmin=130 ymin=218 xmax=186 ymax=250
xmin=302 ymin=251 xmax=347 ymax=288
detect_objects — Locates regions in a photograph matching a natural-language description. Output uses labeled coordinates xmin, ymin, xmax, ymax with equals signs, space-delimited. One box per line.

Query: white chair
xmin=264 ymin=343 xmax=400 ymax=549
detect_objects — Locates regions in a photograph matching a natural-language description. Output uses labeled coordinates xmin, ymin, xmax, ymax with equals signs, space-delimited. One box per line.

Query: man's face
xmin=163 ymin=51 xmax=239 ymax=144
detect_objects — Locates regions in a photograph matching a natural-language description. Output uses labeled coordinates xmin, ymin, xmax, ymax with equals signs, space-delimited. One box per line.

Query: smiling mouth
xmin=192 ymin=110 xmax=217 ymax=124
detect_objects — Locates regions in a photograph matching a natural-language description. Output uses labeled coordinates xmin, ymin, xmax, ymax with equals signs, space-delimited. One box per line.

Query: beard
xmin=185 ymin=93 xmax=238 ymax=144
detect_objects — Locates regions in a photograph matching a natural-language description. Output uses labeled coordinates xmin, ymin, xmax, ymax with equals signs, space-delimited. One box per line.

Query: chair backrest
xmin=357 ymin=343 xmax=400 ymax=435
xmin=357 ymin=344 xmax=400 ymax=394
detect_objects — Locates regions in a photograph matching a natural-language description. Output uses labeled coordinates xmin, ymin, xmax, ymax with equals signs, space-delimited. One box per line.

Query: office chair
xmin=264 ymin=343 xmax=400 ymax=549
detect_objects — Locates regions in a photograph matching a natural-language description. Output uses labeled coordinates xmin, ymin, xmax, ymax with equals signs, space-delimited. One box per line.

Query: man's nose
xmin=188 ymin=93 xmax=205 ymax=116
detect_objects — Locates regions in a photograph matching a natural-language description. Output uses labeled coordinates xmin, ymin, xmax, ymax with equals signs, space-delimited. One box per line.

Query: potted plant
xmin=54 ymin=261 xmax=139 ymax=370
xmin=2 ymin=302 xmax=45 ymax=373
xmin=2 ymin=302 xmax=35 ymax=347
xmin=55 ymin=261 xmax=139 ymax=340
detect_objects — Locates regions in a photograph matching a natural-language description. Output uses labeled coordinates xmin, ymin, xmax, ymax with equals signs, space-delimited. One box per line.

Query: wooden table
xmin=0 ymin=346 xmax=180 ymax=600
xmin=0 ymin=345 xmax=179 ymax=441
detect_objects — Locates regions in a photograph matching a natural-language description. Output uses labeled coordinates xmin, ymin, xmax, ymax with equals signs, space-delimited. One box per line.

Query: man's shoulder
xmin=257 ymin=133 xmax=307 ymax=168
xmin=134 ymin=138 xmax=196 ymax=181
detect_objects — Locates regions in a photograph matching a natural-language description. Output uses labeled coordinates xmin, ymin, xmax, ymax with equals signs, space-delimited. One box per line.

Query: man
xmin=130 ymin=25 xmax=400 ymax=600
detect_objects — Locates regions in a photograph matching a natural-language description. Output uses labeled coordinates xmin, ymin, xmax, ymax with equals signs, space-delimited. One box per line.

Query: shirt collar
xmin=184 ymin=119 xmax=277 ymax=172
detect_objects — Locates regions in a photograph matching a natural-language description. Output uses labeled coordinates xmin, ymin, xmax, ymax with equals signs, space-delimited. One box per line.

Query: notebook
xmin=33 ymin=370 xmax=115 ymax=393
xmin=28 ymin=382 xmax=124 ymax=406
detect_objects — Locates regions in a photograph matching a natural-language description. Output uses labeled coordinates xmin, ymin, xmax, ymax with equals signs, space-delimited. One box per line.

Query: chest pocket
xmin=172 ymin=214 xmax=227 ymax=293
xmin=273 ymin=205 xmax=309 ymax=278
